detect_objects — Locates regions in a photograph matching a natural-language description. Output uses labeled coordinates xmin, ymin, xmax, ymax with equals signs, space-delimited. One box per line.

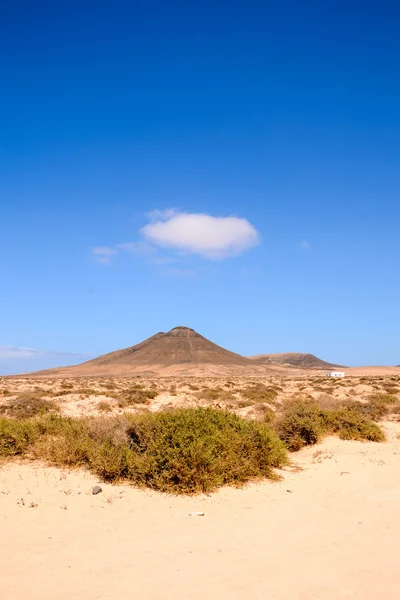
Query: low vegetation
xmin=241 ymin=383 xmax=279 ymax=404
xmin=275 ymin=400 xmax=385 ymax=451
xmin=0 ymin=394 xmax=59 ymax=419
xmin=0 ymin=374 xmax=397 ymax=494
xmin=117 ymin=386 xmax=158 ymax=407
xmin=0 ymin=408 xmax=288 ymax=494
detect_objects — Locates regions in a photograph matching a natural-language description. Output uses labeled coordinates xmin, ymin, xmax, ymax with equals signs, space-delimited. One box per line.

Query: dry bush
xmin=224 ymin=380 xmax=236 ymax=388
xmin=237 ymin=399 xmax=255 ymax=408
xmin=60 ymin=382 xmax=74 ymax=390
xmin=0 ymin=393 xmax=59 ymax=419
xmin=123 ymin=408 xmax=287 ymax=493
xmin=327 ymin=408 xmax=385 ymax=442
xmin=98 ymin=401 xmax=113 ymax=412
xmin=0 ymin=408 xmax=288 ymax=494
xmin=275 ymin=399 xmax=384 ymax=452
xmin=118 ymin=387 xmax=158 ymax=407
xmin=74 ymin=388 xmax=101 ymax=396
xmin=49 ymin=389 xmax=75 ymax=397
xmin=342 ymin=393 xmax=400 ymax=422
xmin=381 ymin=383 xmax=400 ymax=394
xmin=250 ymin=404 xmax=276 ymax=423
xmin=241 ymin=383 xmax=279 ymax=404
xmin=187 ymin=383 xmax=200 ymax=391
xmin=314 ymin=393 xmax=340 ymax=410
xmin=197 ymin=387 xmax=236 ymax=402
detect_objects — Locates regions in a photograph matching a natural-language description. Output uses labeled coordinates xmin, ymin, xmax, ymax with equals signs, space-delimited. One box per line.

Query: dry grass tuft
xmin=98 ymin=401 xmax=113 ymax=412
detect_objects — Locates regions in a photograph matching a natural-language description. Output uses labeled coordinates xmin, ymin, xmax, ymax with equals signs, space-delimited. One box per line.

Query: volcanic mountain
xmin=84 ymin=326 xmax=251 ymax=367
xmin=33 ymin=326 xmax=257 ymax=376
xmin=249 ymin=352 xmax=345 ymax=370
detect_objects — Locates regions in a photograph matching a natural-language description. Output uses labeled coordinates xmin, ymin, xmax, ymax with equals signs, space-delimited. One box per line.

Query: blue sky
xmin=1 ymin=1 xmax=399 ymax=374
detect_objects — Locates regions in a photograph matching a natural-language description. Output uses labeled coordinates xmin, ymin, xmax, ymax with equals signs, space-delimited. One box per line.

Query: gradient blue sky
xmin=1 ymin=1 xmax=399 ymax=374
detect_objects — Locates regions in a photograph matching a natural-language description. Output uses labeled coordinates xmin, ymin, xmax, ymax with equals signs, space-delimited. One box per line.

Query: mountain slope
xmin=81 ymin=326 xmax=251 ymax=368
xmin=29 ymin=326 xmax=255 ymax=376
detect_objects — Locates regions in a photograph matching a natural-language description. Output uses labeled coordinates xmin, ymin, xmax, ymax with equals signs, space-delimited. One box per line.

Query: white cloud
xmin=0 ymin=346 xmax=85 ymax=359
xmin=141 ymin=212 xmax=260 ymax=259
xmin=91 ymin=246 xmax=118 ymax=265
xmin=145 ymin=208 xmax=178 ymax=222
xmin=115 ymin=241 xmax=156 ymax=257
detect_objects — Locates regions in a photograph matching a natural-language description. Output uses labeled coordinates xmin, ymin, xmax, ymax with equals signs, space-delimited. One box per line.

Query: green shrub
xmin=327 ymin=409 xmax=385 ymax=442
xmin=0 ymin=418 xmax=40 ymax=456
xmin=275 ymin=400 xmax=385 ymax=451
xmin=343 ymin=394 xmax=400 ymax=422
xmin=275 ymin=401 xmax=327 ymax=451
xmin=125 ymin=408 xmax=287 ymax=493
xmin=0 ymin=408 xmax=287 ymax=494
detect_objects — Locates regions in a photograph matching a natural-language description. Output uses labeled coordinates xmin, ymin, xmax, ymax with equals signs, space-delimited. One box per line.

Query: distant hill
xmin=249 ymin=353 xmax=345 ymax=370
xmin=21 ymin=327 xmax=348 ymax=377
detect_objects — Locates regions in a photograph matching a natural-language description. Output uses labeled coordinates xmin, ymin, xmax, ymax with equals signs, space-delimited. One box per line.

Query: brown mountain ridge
xmin=82 ymin=326 xmax=251 ymax=368
xmin=25 ymin=327 xmax=346 ymax=377
xmin=249 ymin=353 xmax=345 ymax=370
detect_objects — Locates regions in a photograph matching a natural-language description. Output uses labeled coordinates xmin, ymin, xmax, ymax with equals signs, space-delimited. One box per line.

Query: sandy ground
xmin=1 ymin=421 xmax=400 ymax=600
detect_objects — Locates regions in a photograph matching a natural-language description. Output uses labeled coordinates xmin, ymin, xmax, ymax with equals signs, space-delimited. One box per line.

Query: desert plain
xmin=1 ymin=369 xmax=400 ymax=599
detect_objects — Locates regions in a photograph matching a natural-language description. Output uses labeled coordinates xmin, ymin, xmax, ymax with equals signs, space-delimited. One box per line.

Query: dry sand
xmin=2 ymin=421 xmax=400 ymax=600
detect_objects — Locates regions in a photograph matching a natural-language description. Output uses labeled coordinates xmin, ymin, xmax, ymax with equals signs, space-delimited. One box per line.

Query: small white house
xmin=326 ymin=371 xmax=345 ymax=378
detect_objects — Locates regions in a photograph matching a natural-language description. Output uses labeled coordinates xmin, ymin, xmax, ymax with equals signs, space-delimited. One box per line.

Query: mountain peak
xmin=167 ymin=326 xmax=196 ymax=336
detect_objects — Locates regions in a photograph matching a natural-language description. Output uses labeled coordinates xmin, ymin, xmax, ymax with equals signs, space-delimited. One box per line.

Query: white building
xmin=325 ymin=371 xmax=345 ymax=378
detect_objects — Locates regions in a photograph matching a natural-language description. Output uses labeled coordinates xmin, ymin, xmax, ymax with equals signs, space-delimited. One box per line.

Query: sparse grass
xmin=98 ymin=401 xmax=113 ymax=412
xmin=237 ymin=399 xmax=255 ymax=408
xmin=49 ymin=389 xmax=75 ymax=397
xmin=196 ymin=387 xmax=236 ymax=402
xmin=0 ymin=408 xmax=288 ymax=494
xmin=381 ymin=383 xmax=400 ymax=394
xmin=241 ymin=384 xmax=279 ymax=404
xmin=74 ymin=388 xmax=101 ymax=396
xmin=117 ymin=387 xmax=158 ymax=407
xmin=0 ymin=394 xmax=59 ymax=419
